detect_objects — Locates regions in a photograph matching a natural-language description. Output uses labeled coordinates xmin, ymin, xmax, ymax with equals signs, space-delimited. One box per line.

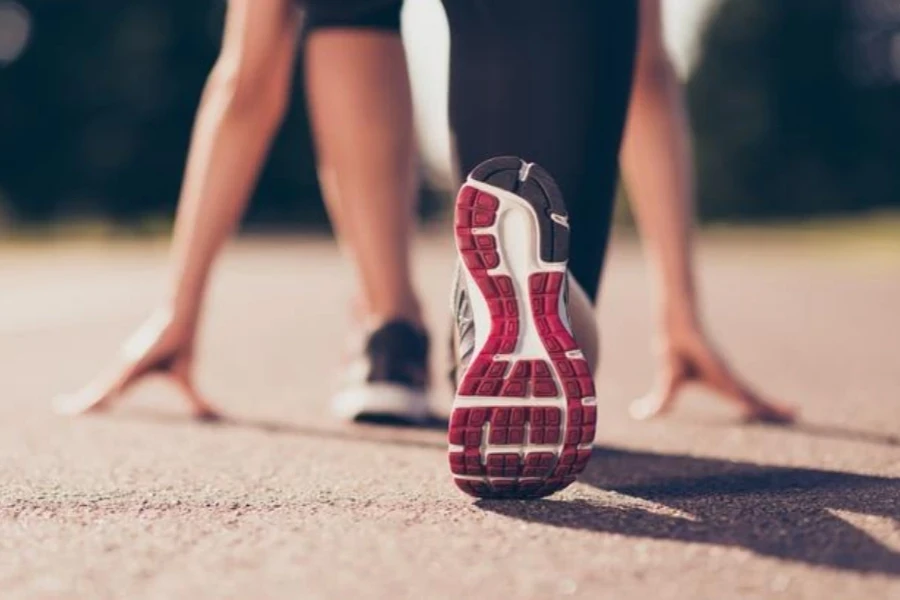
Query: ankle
xmin=361 ymin=300 xmax=424 ymax=333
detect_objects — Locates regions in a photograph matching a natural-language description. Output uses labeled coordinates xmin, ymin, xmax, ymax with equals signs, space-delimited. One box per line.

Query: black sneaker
xmin=448 ymin=156 xmax=598 ymax=499
xmin=332 ymin=320 xmax=431 ymax=424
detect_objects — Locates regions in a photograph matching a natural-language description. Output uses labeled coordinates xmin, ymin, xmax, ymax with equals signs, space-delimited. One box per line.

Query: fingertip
xmin=192 ymin=409 xmax=224 ymax=424
xmin=629 ymin=395 xmax=665 ymax=421
xmin=744 ymin=403 xmax=799 ymax=425
xmin=176 ymin=383 xmax=222 ymax=422
xmin=51 ymin=391 xmax=112 ymax=417
xmin=51 ymin=394 xmax=75 ymax=416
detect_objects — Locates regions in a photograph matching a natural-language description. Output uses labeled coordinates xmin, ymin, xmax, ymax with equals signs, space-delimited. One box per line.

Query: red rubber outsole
xmin=450 ymin=184 xmax=597 ymax=500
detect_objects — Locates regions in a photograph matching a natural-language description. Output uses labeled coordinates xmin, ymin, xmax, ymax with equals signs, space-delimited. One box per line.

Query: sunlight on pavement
xmin=829 ymin=509 xmax=900 ymax=554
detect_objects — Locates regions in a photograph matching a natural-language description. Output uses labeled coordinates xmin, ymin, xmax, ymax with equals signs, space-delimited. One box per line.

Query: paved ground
xmin=1 ymin=234 xmax=898 ymax=599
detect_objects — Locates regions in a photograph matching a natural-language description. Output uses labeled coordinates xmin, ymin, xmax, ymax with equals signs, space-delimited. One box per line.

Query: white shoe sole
xmin=449 ymin=156 xmax=598 ymax=499
xmin=333 ymin=383 xmax=430 ymax=424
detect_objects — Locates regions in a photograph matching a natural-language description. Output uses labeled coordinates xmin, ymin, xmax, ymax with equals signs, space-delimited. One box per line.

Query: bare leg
xmin=305 ymin=29 xmax=421 ymax=329
xmin=168 ymin=0 xmax=299 ymax=332
xmin=55 ymin=0 xmax=299 ymax=417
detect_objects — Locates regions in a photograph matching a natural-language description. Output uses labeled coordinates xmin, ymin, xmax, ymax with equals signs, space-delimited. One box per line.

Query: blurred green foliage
xmin=0 ymin=1 xmax=332 ymax=228
xmin=689 ymin=0 xmax=900 ymax=220
xmin=1 ymin=0 xmax=898 ymax=227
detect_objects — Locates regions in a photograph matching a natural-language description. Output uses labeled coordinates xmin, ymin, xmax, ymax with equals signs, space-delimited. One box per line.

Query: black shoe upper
xmin=364 ymin=320 xmax=429 ymax=391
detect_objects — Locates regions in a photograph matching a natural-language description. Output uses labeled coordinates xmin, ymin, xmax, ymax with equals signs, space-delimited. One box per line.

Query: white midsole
xmin=452 ymin=396 xmax=567 ymax=408
xmin=449 ymin=443 xmax=595 ymax=453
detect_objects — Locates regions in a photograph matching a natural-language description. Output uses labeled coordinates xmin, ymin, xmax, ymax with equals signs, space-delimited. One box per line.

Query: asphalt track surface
xmin=1 ymin=235 xmax=898 ymax=599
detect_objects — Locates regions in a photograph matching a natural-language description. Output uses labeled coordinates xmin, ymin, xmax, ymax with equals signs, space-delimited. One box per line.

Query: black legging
xmin=304 ymin=0 xmax=638 ymax=302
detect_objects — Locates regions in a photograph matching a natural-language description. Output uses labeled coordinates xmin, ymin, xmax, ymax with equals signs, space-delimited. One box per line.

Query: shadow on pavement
xmin=479 ymin=447 xmax=900 ymax=575
xmin=118 ymin=409 xmax=449 ymax=451
xmin=117 ymin=410 xmax=899 ymax=574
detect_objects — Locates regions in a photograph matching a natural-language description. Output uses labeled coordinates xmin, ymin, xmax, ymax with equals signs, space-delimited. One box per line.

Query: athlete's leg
xmin=303 ymin=2 xmax=421 ymax=329
xmin=169 ymin=0 xmax=300 ymax=327
xmin=442 ymin=0 xmax=638 ymax=303
xmin=443 ymin=1 xmax=636 ymax=497
xmin=302 ymin=2 xmax=432 ymax=423
xmin=55 ymin=0 xmax=300 ymax=416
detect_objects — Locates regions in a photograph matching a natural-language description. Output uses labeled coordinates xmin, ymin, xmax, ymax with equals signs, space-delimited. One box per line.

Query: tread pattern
xmin=450 ymin=180 xmax=597 ymax=500
xmin=469 ymin=156 xmax=570 ymax=263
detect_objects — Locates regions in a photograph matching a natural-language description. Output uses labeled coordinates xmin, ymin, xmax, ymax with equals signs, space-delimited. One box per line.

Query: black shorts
xmin=302 ymin=0 xmax=403 ymax=32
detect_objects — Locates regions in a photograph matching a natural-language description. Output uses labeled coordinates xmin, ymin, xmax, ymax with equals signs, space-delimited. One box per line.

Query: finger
xmin=691 ymin=346 xmax=745 ymax=396
xmin=693 ymin=351 xmax=798 ymax=423
xmin=121 ymin=311 xmax=175 ymax=361
xmin=52 ymin=385 xmax=117 ymax=416
xmin=52 ymin=360 xmax=144 ymax=416
xmin=736 ymin=387 xmax=798 ymax=424
xmin=629 ymin=366 xmax=683 ymax=420
xmin=168 ymin=372 xmax=222 ymax=422
xmin=53 ymin=339 xmax=178 ymax=417
xmin=742 ymin=402 xmax=798 ymax=424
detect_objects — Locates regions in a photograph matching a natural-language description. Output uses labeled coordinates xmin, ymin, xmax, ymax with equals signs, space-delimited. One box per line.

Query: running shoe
xmin=332 ymin=319 xmax=431 ymax=424
xmin=448 ymin=156 xmax=598 ymax=499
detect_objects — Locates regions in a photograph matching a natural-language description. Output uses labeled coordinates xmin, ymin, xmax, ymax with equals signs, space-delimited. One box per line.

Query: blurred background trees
xmin=1 ymin=0 xmax=898 ymax=228
xmin=688 ymin=0 xmax=900 ymax=221
xmin=0 ymin=1 xmax=325 ymax=228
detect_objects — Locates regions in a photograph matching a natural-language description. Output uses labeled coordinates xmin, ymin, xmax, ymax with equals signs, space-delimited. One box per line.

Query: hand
xmin=53 ymin=309 xmax=219 ymax=420
xmin=630 ymin=323 xmax=796 ymax=423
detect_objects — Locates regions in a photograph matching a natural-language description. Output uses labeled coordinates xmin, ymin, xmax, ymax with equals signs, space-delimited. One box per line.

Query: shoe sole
xmin=449 ymin=156 xmax=597 ymax=500
xmin=332 ymin=383 xmax=431 ymax=425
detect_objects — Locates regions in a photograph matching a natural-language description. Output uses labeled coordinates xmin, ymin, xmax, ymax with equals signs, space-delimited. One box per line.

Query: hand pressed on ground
xmin=630 ymin=325 xmax=797 ymax=424
xmin=53 ymin=310 xmax=220 ymax=420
